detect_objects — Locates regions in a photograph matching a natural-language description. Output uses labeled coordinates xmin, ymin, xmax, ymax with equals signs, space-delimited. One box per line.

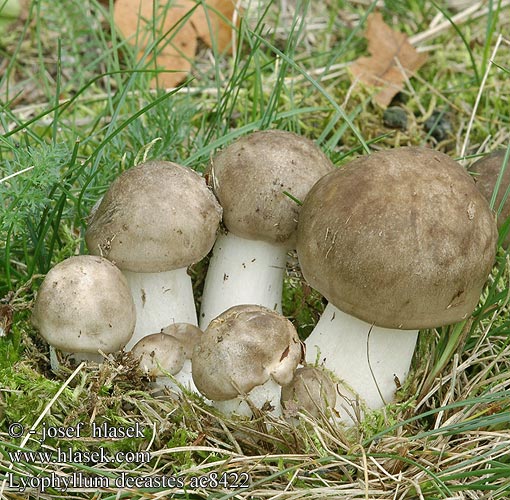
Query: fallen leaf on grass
xmin=114 ymin=0 xmax=238 ymax=88
xmin=191 ymin=0 xmax=237 ymax=52
xmin=114 ymin=0 xmax=197 ymax=88
xmin=349 ymin=12 xmax=427 ymax=107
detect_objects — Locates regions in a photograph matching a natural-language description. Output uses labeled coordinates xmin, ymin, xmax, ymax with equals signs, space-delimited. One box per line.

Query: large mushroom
xmin=469 ymin=150 xmax=510 ymax=245
xmin=199 ymin=130 xmax=334 ymax=329
xmin=32 ymin=255 xmax=136 ymax=370
xmin=85 ymin=160 xmax=222 ymax=349
xmin=297 ymin=147 xmax=497 ymax=417
xmin=192 ymin=304 xmax=303 ymax=417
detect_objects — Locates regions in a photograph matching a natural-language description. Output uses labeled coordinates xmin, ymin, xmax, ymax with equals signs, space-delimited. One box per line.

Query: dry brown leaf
xmin=349 ymin=12 xmax=427 ymax=108
xmin=114 ymin=0 xmax=197 ymax=88
xmin=190 ymin=0 xmax=237 ymax=53
xmin=114 ymin=0 xmax=237 ymax=89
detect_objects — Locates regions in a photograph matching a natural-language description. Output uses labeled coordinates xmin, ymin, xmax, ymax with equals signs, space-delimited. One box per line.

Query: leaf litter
xmin=349 ymin=12 xmax=428 ymax=108
xmin=114 ymin=0 xmax=238 ymax=88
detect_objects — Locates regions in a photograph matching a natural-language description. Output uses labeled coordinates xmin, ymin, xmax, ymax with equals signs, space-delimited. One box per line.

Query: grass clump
xmin=1 ymin=0 xmax=510 ymax=498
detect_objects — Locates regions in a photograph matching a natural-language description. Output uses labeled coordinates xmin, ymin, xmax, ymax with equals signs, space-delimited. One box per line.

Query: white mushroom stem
xmin=49 ymin=349 xmax=104 ymax=371
xmin=170 ymin=360 xmax=196 ymax=390
xmin=199 ymin=232 xmax=287 ymax=329
xmin=305 ymin=303 xmax=418 ymax=414
xmin=212 ymin=379 xmax=284 ymax=418
xmin=124 ymin=268 xmax=197 ymax=350
xmin=153 ymin=361 xmax=199 ymax=396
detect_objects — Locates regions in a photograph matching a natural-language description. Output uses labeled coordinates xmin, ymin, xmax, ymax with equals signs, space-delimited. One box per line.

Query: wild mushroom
xmin=85 ymin=160 xmax=222 ymax=349
xmin=163 ymin=322 xmax=202 ymax=387
xmin=469 ymin=150 xmax=510 ymax=245
xmin=132 ymin=332 xmax=185 ymax=379
xmin=132 ymin=323 xmax=203 ymax=394
xmin=192 ymin=304 xmax=303 ymax=417
xmin=32 ymin=255 xmax=136 ymax=370
xmin=199 ymin=130 xmax=333 ymax=328
xmin=281 ymin=366 xmax=337 ymax=419
xmin=297 ymin=147 xmax=497 ymax=416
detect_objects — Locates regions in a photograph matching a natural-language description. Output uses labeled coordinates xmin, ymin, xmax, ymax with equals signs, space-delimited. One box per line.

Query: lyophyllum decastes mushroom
xmin=32 ymin=255 xmax=136 ymax=370
xmin=132 ymin=332 xmax=185 ymax=378
xmin=85 ymin=160 xmax=222 ymax=349
xmin=199 ymin=130 xmax=334 ymax=328
xmin=131 ymin=323 xmax=202 ymax=393
xmin=469 ymin=149 xmax=510 ymax=245
xmin=281 ymin=366 xmax=337 ymax=420
xmin=192 ymin=304 xmax=303 ymax=417
xmin=297 ymin=146 xmax=498 ymax=419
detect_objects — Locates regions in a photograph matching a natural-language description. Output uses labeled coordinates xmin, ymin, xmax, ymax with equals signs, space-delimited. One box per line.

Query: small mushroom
xmin=192 ymin=304 xmax=303 ymax=417
xmin=132 ymin=333 xmax=185 ymax=378
xmin=32 ymin=255 xmax=136 ymax=370
xmin=281 ymin=366 xmax=337 ymax=419
xmin=199 ymin=130 xmax=333 ymax=328
xmin=132 ymin=323 xmax=203 ymax=394
xmin=85 ymin=160 xmax=222 ymax=349
xmin=297 ymin=147 xmax=497 ymax=419
xmin=469 ymin=150 xmax=510 ymax=245
xmin=162 ymin=322 xmax=202 ymax=359
xmin=162 ymin=322 xmax=203 ymax=391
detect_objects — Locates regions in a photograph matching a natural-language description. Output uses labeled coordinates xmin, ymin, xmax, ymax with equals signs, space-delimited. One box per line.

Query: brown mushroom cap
xmin=281 ymin=366 xmax=337 ymax=417
xmin=85 ymin=160 xmax=222 ymax=273
xmin=297 ymin=147 xmax=498 ymax=329
xmin=469 ymin=150 xmax=510 ymax=244
xmin=32 ymin=255 xmax=136 ymax=353
xmin=161 ymin=323 xmax=202 ymax=359
xmin=131 ymin=333 xmax=185 ymax=377
xmin=192 ymin=304 xmax=303 ymax=400
xmin=208 ymin=130 xmax=334 ymax=247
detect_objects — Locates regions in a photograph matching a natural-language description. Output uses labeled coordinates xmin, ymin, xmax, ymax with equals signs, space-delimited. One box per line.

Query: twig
xmin=0 ymin=166 xmax=34 ymax=185
xmin=409 ymin=1 xmax=510 ymax=46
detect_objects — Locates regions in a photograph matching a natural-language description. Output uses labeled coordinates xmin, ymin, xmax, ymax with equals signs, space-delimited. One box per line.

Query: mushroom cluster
xmin=31 ymin=137 xmax=321 ymax=409
xmin=30 ymin=135 xmax=498 ymax=425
